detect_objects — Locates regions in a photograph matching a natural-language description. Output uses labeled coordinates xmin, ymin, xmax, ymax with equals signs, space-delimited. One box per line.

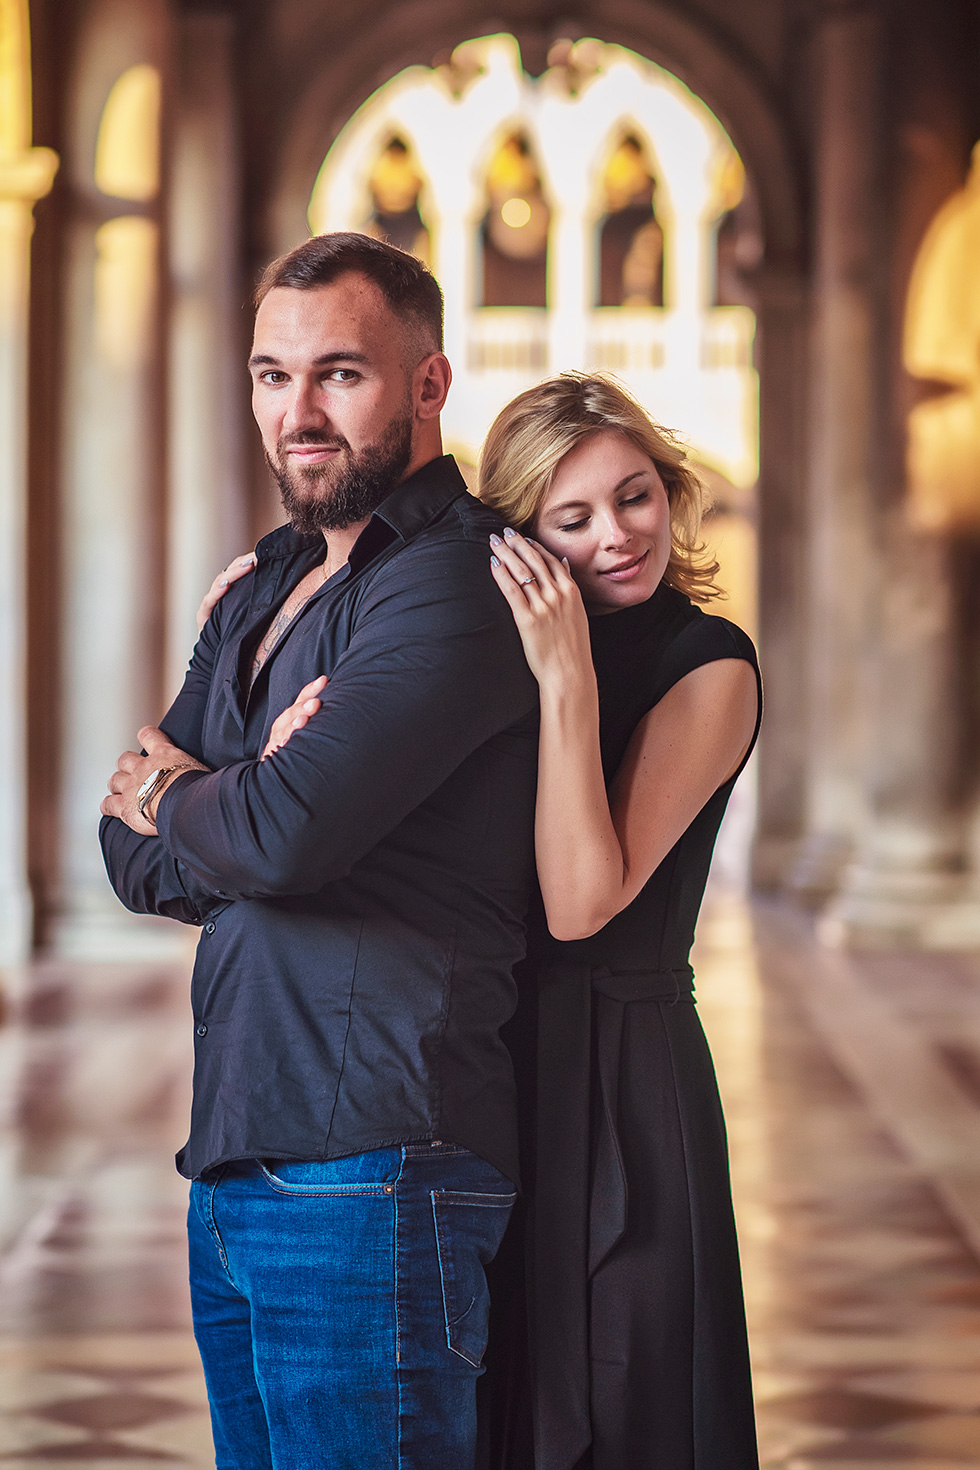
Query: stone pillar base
xmin=785 ymin=831 xmax=854 ymax=907
xmin=818 ymin=865 xmax=980 ymax=950
xmin=751 ymin=835 xmax=805 ymax=893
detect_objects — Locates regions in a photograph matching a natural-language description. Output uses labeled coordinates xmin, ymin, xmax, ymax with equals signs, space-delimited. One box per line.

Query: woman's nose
xmin=599 ymin=516 xmax=632 ymax=549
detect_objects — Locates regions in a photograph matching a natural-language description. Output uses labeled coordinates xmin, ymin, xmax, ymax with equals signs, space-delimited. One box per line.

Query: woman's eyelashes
xmin=556 ymin=491 xmax=650 ymax=534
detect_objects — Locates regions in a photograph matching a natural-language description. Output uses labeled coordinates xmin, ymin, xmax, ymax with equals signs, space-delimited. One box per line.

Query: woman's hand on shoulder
xmin=196 ymin=553 xmax=257 ymax=633
xmin=489 ymin=528 xmax=593 ymax=692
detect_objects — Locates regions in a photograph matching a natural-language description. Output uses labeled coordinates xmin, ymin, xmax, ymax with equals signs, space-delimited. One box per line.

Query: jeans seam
xmin=393 ymin=1147 xmax=408 ymax=1470
xmin=201 ymin=1170 xmax=232 ymax=1280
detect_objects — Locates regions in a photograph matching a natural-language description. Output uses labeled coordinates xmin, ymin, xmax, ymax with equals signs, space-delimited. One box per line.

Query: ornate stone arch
xmin=262 ymin=2 xmax=803 ymax=273
xmin=260 ymin=4 xmax=808 ymax=879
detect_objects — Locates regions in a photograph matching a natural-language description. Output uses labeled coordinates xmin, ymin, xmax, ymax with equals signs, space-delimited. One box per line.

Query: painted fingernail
xmin=503 ymin=526 xmax=517 ymax=538
xmin=489 ymin=533 xmax=502 ymax=546
xmin=219 ymin=578 xmax=228 ymax=587
xmin=490 ymin=554 xmax=500 ymax=567
xmin=240 ymin=556 xmax=254 ymax=566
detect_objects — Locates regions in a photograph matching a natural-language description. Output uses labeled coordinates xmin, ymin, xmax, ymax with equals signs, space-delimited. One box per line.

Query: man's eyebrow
xmin=544 ymin=471 xmax=648 ymax=518
xmin=247 ymin=351 xmax=370 ymax=369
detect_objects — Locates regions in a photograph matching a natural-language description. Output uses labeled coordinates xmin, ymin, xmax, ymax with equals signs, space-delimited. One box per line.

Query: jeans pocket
xmin=257 ymin=1159 xmax=395 ymax=1196
xmin=431 ymin=1189 xmax=516 ymax=1367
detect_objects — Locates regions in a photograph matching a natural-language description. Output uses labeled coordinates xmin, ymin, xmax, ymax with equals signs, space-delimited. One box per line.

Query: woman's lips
xmin=598 ymin=550 xmax=649 ymax=581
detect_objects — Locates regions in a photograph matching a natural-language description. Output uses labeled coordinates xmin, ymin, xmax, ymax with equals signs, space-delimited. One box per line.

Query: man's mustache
xmin=277 ymin=431 xmax=350 ymax=455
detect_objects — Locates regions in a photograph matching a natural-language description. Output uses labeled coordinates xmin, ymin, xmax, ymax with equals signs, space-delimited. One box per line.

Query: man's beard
xmin=268 ymin=412 xmax=415 ymax=535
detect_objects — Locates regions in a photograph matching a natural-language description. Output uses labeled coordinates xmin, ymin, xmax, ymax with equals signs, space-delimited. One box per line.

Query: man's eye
xmin=328 ymin=369 xmax=359 ymax=383
xmin=261 ymin=371 xmax=287 ymax=385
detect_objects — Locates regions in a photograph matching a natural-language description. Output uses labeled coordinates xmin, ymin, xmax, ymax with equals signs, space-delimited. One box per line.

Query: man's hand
xmin=101 ymin=726 xmax=209 ymax=834
xmin=261 ymin=676 xmax=328 ymax=760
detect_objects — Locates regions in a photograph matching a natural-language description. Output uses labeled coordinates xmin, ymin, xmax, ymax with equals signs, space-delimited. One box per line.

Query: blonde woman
xmin=477 ymin=373 xmax=760 ymax=1470
xmin=199 ymin=372 xmax=760 ymax=1469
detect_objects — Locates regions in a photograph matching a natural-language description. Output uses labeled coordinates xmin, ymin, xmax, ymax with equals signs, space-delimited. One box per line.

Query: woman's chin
xmin=585 ymin=572 xmax=661 ymax=613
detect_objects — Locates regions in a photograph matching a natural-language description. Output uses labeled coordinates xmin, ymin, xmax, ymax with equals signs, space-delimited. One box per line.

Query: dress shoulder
xmin=646 ymin=605 xmax=759 ymax=709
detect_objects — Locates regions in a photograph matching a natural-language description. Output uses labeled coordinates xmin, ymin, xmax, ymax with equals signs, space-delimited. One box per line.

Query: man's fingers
xmin=137 ymin=725 xmax=173 ymax=754
xmin=297 ymin=675 xmax=328 ymax=702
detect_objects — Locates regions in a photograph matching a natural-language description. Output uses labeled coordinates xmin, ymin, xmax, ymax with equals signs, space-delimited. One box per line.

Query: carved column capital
xmin=0 ymin=144 xmax=58 ymax=203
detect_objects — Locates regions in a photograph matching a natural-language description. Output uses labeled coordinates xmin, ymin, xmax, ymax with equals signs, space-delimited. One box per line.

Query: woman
xmin=198 ymin=372 xmax=761 ymax=1469
xmin=476 ymin=373 xmax=760 ymax=1470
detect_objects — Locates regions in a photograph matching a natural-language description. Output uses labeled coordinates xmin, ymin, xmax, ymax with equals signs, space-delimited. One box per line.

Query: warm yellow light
xmin=500 ymin=196 xmax=531 ymax=229
xmin=903 ymin=142 xmax=980 ymax=530
xmin=94 ymin=64 xmax=161 ymax=202
xmin=0 ymin=0 xmax=31 ymax=152
xmin=94 ymin=215 xmax=157 ymax=368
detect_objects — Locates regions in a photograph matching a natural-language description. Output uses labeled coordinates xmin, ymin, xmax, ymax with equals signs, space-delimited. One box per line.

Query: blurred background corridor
xmin=2 ymin=0 xmax=980 ymax=1463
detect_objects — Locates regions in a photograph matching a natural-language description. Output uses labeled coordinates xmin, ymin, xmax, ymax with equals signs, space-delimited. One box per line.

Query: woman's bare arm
xmin=490 ymin=530 xmax=757 ymax=941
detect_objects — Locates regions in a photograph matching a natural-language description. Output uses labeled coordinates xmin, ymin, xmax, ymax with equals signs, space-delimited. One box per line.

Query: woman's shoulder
xmin=641 ymin=591 xmax=759 ymax=704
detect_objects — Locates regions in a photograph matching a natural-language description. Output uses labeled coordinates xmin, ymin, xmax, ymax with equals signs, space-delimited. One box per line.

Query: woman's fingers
xmin=196 ymin=553 xmax=257 ymax=632
xmin=490 ymin=529 xmax=556 ymax=599
xmin=489 ymin=551 xmax=536 ymax=622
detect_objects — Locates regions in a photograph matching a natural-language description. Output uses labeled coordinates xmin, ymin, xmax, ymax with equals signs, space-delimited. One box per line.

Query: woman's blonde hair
xmin=478 ymin=372 xmax=721 ymax=603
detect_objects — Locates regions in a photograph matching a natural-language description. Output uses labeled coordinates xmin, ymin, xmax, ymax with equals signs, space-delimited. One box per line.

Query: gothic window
xmin=597 ymin=133 xmax=663 ymax=308
xmin=365 ymin=136 xmax=430 ymax=261
xmin=480 ymin=132 xmax=550 ymax=308
xmin=94 ymin=64 xmax=161 ymax=202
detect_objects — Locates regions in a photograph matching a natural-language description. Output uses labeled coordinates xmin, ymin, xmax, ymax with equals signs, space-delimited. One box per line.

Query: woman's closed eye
xmin=620 ymin=491 xmax=649 ymax=508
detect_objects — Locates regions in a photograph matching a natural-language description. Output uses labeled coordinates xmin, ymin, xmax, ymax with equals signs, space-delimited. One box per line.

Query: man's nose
xmin=282 ymin=380 xmax=328 ymax=434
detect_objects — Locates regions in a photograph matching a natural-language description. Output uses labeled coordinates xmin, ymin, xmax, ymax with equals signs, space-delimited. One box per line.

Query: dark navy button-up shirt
xmin=100 ymin=455 xmax=538 ymax=1183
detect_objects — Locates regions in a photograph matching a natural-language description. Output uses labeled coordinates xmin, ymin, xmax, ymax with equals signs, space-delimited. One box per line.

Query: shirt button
xmin=196 ymin=1024 xmax=208 ymax=1037
xmin=205 ymin=922 xmax=216 ymax=935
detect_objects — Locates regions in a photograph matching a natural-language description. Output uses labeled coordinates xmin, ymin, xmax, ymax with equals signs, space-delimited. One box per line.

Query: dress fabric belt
xmin=530 ymin=962 xmax=695 ymax=1470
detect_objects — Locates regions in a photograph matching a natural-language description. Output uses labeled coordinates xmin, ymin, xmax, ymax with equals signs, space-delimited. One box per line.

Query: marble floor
xmin=2 ymin=897 xmax=980 ymax=1467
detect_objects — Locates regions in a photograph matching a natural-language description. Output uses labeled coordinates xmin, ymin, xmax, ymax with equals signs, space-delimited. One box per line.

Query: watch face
xmin=137 ymin=770 xmax=163 ymax=801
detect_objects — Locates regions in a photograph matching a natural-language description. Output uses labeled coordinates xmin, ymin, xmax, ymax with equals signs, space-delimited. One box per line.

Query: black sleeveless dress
xmin=484 ymin=582 xmax=762 ymax=1470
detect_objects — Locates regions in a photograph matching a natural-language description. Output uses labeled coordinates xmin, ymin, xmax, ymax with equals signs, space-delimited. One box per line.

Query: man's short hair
xmin=254 ymin=232 xmax=444 ymax=354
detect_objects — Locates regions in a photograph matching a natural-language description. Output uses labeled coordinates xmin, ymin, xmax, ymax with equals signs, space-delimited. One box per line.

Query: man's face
xmin=249 ymin=273 xmax=421 ymax=533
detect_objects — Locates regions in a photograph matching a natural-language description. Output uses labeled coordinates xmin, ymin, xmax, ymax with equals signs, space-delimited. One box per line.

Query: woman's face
xmin=531 ymin=429 xmax=672 ymax=613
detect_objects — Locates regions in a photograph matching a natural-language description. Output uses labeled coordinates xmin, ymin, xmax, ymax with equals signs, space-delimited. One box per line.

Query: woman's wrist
xmin=537 ymin=669 xmax=599 ymax=723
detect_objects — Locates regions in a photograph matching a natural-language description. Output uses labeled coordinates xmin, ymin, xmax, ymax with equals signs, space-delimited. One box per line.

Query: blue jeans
xmin=187 ymin=1144 xmax=515 ymax=1469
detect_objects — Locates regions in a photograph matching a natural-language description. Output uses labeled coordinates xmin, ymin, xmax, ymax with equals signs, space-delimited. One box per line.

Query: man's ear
xmin=414 ymin=353 xmax=452 ymax=421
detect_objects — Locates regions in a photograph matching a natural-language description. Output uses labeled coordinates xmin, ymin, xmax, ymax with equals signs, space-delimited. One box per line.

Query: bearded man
xmin=99 ymin=233 xmax=537 ymax=1469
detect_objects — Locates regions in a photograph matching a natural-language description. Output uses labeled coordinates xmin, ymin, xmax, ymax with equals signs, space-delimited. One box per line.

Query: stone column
xmin=821 ymin=521 xmax=980 ymax=946
xmin=54 ymin=206 xmax=181 ymax=958
xmin=750 ymin=264 xmax=809 ymax=890
xmin=166 ymin=10 xmax=246 ymax=697
xmin=0 ymin=0 xmax=59 ymax=965
xmin=788 ymin=1 xmax=882 ymax=902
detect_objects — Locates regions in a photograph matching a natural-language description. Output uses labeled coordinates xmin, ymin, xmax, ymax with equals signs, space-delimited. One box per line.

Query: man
xmin=100 ymin=233 xmax=538 ymax=1469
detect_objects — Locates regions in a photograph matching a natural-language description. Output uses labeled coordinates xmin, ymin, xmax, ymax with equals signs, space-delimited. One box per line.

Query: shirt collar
xmin=253 ymin=454 xmax=468 ymax=572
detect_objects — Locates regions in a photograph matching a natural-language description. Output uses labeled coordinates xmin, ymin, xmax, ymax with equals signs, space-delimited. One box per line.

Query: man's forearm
xmin=99 ymin=815 xmax=223 ymax=925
